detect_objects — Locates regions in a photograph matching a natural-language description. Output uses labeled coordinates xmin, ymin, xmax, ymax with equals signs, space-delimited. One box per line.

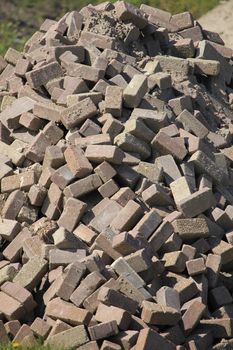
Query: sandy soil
xmin=199 ymin=0 xmax=233 ymax=48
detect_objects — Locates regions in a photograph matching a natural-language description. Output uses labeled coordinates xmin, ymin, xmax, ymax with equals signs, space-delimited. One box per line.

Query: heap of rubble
xmin=0 ymin=1 xmax=233 ymax=349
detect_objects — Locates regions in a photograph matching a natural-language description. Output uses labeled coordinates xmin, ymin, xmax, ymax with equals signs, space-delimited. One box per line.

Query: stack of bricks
xmin=0 ymin=1 xmax=233 ymax=349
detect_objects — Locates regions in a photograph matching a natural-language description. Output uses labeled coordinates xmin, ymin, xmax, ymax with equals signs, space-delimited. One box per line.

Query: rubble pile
xmin=0 ymin=1 xmax=233 ymax=349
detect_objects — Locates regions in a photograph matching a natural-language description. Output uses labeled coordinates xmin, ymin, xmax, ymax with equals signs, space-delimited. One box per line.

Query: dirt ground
xmin=199 ymin=0 xmax=233 ymax=48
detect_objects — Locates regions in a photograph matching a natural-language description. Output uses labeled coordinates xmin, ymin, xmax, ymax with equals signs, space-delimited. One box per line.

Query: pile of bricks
xmin=0 ymin=1 xmax=233 ymax=349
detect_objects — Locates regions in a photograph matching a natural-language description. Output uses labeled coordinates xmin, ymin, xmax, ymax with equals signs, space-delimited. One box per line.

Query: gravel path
xmin=199 ymin=0 xmax=233 ymax=48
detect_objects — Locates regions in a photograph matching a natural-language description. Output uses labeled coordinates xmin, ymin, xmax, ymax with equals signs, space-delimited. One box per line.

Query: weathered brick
xmin=85 ymin=145 xmax=124 ymax=164
xmin=64 ymin=174 xmax=102 ymax=198
xmin=13 ymin=257 xmax=48 ymax=291
xmin=46 ymin=325 xmax=89 ymax=348
xmin=46 ymin=297 xmax=92 ymax=326
xmin=70 ymin=271 xmax=106 ymax=307
xmin=26 ymin=62 xmax=63 ymax=89
xmin=182 ymin=300 xmax=206 ymax=335
xmin=141 ymin=300 xmax=181 ymax=326
xmin=110 ymin=200 xmax=143 ymax=232
xmin=88 ymin=320 xmax=118 ymax=340
xmin=58 ymin=198 xmax=87 ymax=232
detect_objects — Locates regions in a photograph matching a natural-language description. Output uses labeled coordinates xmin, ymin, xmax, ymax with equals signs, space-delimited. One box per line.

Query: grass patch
xmin=0 ymin=0 xmax=222 ymax=55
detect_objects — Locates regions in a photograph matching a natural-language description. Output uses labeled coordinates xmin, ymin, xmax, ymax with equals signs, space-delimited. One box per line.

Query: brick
xmin=141 ymin=300 xmax=180 ymax=326
xmin=124 ymin=119 xmax=155 ymax=143
xmin=26 ymin=132 xmax=51 ymax=163
xmin=0 ymin=219 xmax=21 ymax=241
xmin=64 ymin=174 xmax=102 ymax=198
xmin=111 ymin=187 xmax=135 ymax=207
xmin=105 ymin=86 xmax=122 ymax=118
xmin=48 ymin=319 xmax=71 ymax=337
xmin=132 ymin=209 xmax=162 ymax=239
xmin=102 ymin=116 xmax=124 ymax=140
xmin=0 ymin=265 xmax=17 ymax=286
xmin=135 ymin=328 xmax=176 ymax=350
xmin=89 ymin=199 xmax=122 ymax=233
xmin=83 ymin=278 xmax=119 ymax=314
xmin=96 ymin=303 xmax=131 ymax=331
xmin=3 ymin=228 xmax=31 ymax=262
xmin=13 ymin=257 xmax=48 ymax=291
xmin=130 ymin=108 xmax=168 ymax=133
xmin=173 ymin=218 xmax=209 ymax=242
xmin=178 ymin=109 xmax=209 ymax=139
xmin=94 ymin=161 xmax=117 ymax=183
xmin=43 ymin=146 xmax=64 ymax=169
xmin=1 ymin=281 xmax=36 ymax=312
xmin=149 ymin=72 xmax=172 ymax=89
xmin=41 ymin=183 xmax=62 ymax=220
xmin=57 ymin=262 xmax=86 ymax=301
xmin=156 ymin=286 xmax=180 ymax=312
xmin=70 ymin=271 xmax=106 ymax=307
xmin=155 ymin=55 xmax=189 ymax=79
xmin=73 ymin=224 xmax=97 ymax=246
xmin=26 ymin=62 xmax=63 ymax=89
xmin=137 ymin=161 xmax=162 ymax=184
xmin=0 ymin=96 xmax=35 ymax=129
xmin=85 ymin=145 xmax=124 ymax=164
xmin=46 ymin=297 xmax=92 ymax=326
xmin=149 ymin=221 xmax=173 ymax=253
xmin=97 ymin=286 xmax=139 ymax=314
xmin=46 ymin=325 xmax=89 ymax=348
xmin=174 ymin=276 xmax=198 ymax=304
xmin=163 ymin=251 xmax=187 ymax=273
xmin=51 ymin=164 xmax=75 ymax=190
xmin=1 ymin=170 xmax=36 ymax=193
xmin=101 ymin=340 xmax=121 ymax=350
xmin=30 ymin=318 xmax=51 ymax=339
xmin=33 ymin=102 xmax=63 ymax=123
xmin=123 ymin=75 xmax=148 ymax=108
xmin=112 ymin=232 xmax=139 ymax=256
xmin=200 ymin=318 xmax=233 ymax=339
xmin=115 ymin=1 xmax=148 ymax=29
xmin=172 ymin=38 xmax=195 ymax=59
xmin=61 ymin=97 xmax=97 ymax=129
xmin=88 ymin=320 xmax=118 ymax=341
xmin=177 ymin=188 xmax=216 ymax=218
xmin=79 ymin=119 xmax=101 ymax=137
xmin=142 ymin=183 xmax=173 ymax=207
xmin=186 ymin=258 xmax=206 ymax=276
xmin=1 ymin=190 xmax=26 ymax=220
xmin=4 ymin=320 xmax=21 ymax=338
xmin=58 ymin=198 xmax=87 ymax=232
xmin=152 ymin=131 xmax=187 ymax=161
xmin=182 ymin=299 xmax=206 ymax=335
xmin=66 ymin=62 xmax=102 ymax=82
xmin=28 ymin=185 xmax=47 ymax=206
xmin=211 ymin=207 xmax=233 ymax=231
xmin=0 ymin=291 xmax=24 ymax=321
xmin=114 ymin=132 xmax=151 ymax=160
xmin=110 ymin=200 xmax=143 ymax=232
xmin=190 ymin=150 xmax=226 ymax=184
xmin=13 ymin=324 xmax=34 ymax=343
xmin=188 ymin=58 xmax=220 ymax=76
xmin=206 ymin=254 xmax=221 ymax=288
xmin=155 ymin=155 xmax=181 ymax=185
xmin=98 ymin=179 xmax=119 ymax=198
xmin=52 ymin=227 xmax=82 ymax=250
xmin=125 ymin=248 xmax=151 ymax=273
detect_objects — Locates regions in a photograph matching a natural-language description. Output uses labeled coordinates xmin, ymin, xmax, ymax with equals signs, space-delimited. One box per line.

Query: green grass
xmin=0 ymin=0 xmax=222 ymax=55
